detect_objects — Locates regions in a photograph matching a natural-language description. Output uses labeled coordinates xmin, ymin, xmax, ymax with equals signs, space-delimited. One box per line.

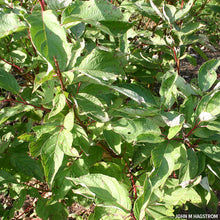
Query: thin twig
xmin=53 ymin=57 xmax=72 ymax=109
xmin=185 ymin=121 xmax=202 ymax=137
xmin=0 ymin=57 xmax=24 ymax=73
xmin=38 ymin=0 xmax=45 ymax=11
xmin=1 ymin=99 xmax=50 ymax=112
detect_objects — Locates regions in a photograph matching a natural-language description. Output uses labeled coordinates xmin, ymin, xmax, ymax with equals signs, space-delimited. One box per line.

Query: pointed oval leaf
xmin=76 ymin=92 xmax=109 ymax=122
xmin=68 ymin=174 xmax=131 ymax=212
xmin=63 ymin=110 xmax=74 ymax=131
xmin=62 ymin=0 xmax=124 ymax=22
xmin=58 ymin=129 xmax=79 ymax=157
xmin=174 ymin=0 xmax=194 ymax=21
xmin=0 ymin=11 xmax=27 ymax=38
xmin=103 ymin=130 xmax=122 ymax=154
xmin=0 ymin=68 xmax=20 ymax=94
xmin=10 ymin=153 xmax=44 ymax=181
xmin=25 ymin=10 xmax=71 ymax=71
xmin=112 ymin=118 xmax=161 ymax=143
xmin=47 ymin=0 xmax=72 ymax=10
xmin=199 ymin=144 xmax=220 ymax=163
xmin=49 ymin=93 xmax=66 ymax=118
xmin=41 ymin=132 xmax=64 ymax=188
xmin=198 ymin=59 xmax=220 ymax=92
xmin=206 ymin=91 xmax=220 ymax=116
xmin=150 ymin=142 xmax=175 ymax=189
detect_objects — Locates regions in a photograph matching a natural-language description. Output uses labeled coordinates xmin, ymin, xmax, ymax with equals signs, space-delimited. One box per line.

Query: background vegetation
xmin=0 ymin=0 xmax=220 ymax=219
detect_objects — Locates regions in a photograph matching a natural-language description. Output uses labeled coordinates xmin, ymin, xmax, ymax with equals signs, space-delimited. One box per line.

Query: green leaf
xmin=0 ymin=170 xmax=17 ymax=185
xmin=68 ymin=174 xmax=131 ymax=212
xmin=76 ymin=92 xmax=109 ymax=122
xmin=132 ymin=145 xmax=154 ymax=168
xmin=0 ymin=104 xmax=34 ymax=124
xmin=149 ymin=0 xmax=164 ymax=20
xmin=62 ymin=0 xmax=125 ymax=22
xmin=53 ymin=167 xmax=73 ymax=200
xmin=163 ymin=4 xmax=176 ymax=24
xmin=41 ymin=132 xmax=65 ymax=188
xmin=199 ymin=144 xmax=220 ymax=163
xmin=10 ymin=153 xmax=44 ymax=181
xmin=133 ymin=177 xmax=153 ymax=220
xmin=75 ymin=49 xmax=124 ymax=84
xmin=150 ymin=142 xmax=175 ymax=189
xmin=206 ymin=91 xmax=220 ymax=116
xmin=0 ymin=11 xmax=26 ymax=38
xmin=174 ymin=0 xmax=194 ymax=21
xmin=103 ymin=130 xmax=122 ymax=155
xmin=198 ymin=59 xmax=220 ymax=92
xmin=112 ymin=84 xmax=157 ymax=107
xmin=145 ymin=204 xmax=174 ymax=219
xmin=207 ymin=159 xmax=220 ymax=179
xmin=112 ymin=118 xmax=161 ymax=143
xmin=25 ymin=10 xmax=71 ymax=71
xmin=179 ymin=149 xmax=198 ymax=184
xmin=47 ymin=0 xmax=72 ymax=10
xmin=160 ymin=70 xmax=178 ymax=108
xmin=180 ymin=22 xmax=204 ymax=36
xmin=63 ymin=110 xmax=74 ymax=131
xmin=58 ymin=129 xmax=79 ymax=157
xmin=36 ymin=198 xmax=68 ymax=220
xmin=163 ymin=187 xmax=201 ymax=206
xmin=49 ymin=93 xmax=66 ymax=118
xmin=0 ymin=68 xmax=20 ymax=94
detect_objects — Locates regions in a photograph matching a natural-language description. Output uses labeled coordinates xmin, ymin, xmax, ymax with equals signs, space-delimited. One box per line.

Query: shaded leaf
xmin=68 ymin=174 xmax=131 ymax=212
xmin=0 ymin=68 xmax=20 ymax=94
xmin=76 ymin=92 xmax=109 ymax=122
xmin=199 ymin=144 xmax=220 ymax=163
xmin=198 ymin=59 xmax=220 ymax=92
xmin=150 ymin=142 xmax=175 ymax=189
xmin=112 ymin=118 xmax=161 ymax=143
xmin=10 ymin=153 xmax=44 ymax=181
xmin=103 ymin=130 xmax=122 ymax=154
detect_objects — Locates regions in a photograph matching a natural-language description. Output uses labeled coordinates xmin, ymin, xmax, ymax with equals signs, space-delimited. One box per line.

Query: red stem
xmin=76 ymin=82 xmax=81 ymax=94
xmin=125 ymin=162 xmax=137 ymax=200
xmin=1 ymin=99 xmax=50 ymax=112
xmin=185 ymin=121 xmax=202 ymax=137
xmin=0 ymin=57 xmax=24 ymax=73
xmin=181 ymin=0 xmax=184 ymax=9
xmin=53 ymin=57 xmax=72 ymax=109
xmin=167 ymin=46 xmax=180 ymax=75
xmin=38 ymin=0 xmax=45 ymax=11
xmin=15 ymin=198 xmax=38 ymax=219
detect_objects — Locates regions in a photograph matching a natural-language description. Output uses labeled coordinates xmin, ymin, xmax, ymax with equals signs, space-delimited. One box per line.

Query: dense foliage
xmin=0 ymin=0 xmax=220 ymax=219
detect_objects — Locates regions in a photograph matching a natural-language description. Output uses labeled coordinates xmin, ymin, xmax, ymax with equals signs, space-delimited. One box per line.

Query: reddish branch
xmin=76 ymin=82 xmax=81 ymax=94
xmin=53 ymin=57 xmax=72 ymax=109
xmin=181 ymin=0 xmax=184 ymax=9
xmin=15 ymin=198 xmax=38 ymax=219
xmin=1 ymin=99 xmax=50 ymax=112
xmin=0 ymin=57 xmax=24 ymax=73
xmin=185 ymin=120 xmax=202 ymax=137
xmin=125 ymin=162 xmax=137 ymax=220
xmin=167 ymin=46 xmax=180 ymax=75
xmin=125 ymin=162 xmax=137 ymax=200
xmin=38 ymin=0 xmax=46 ymax=11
